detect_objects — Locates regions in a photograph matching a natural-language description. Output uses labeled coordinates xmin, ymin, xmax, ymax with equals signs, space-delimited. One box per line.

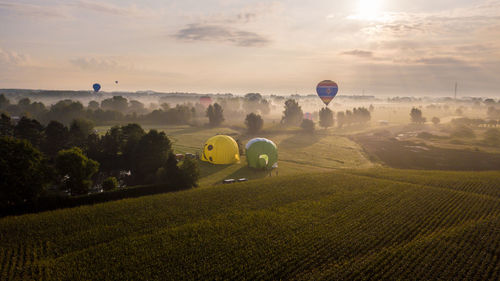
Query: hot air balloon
xmin=316 ymin=80 xmax=338 ymax=106
xmin=304 ymin=112 xmax=313 ymax=121
xmin=199 ymin=96 xmax=212 ymax=107
xmin=245 ymin=138 xmax=278 ymax=169
xmin=92 ymin=83 xmax=101 ymax=92
xmin=201 ymin=135 xmax=240 ymax=164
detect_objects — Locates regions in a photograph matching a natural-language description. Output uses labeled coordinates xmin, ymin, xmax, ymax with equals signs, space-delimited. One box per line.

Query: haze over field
xmin=2 ymin=0 xmax=500 ymax=96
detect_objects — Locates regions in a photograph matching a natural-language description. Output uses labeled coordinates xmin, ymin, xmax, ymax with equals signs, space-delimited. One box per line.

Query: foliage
xmin=319 ymin=107 xmax=334 ymax=129
xmin=14 ymin=117 xmax=44 ymax=147
xmin=0 ymin=113 xmax=13 ymax=136
xmin=180 ymin=157 xmax=200 ymax=188
xmin=281 ymin=99 xmax=303 ymax=126
xmin=206 ymin=103 xmax=225 ymax=127
xmin=1 ymin=170 xmax=499 ymax=280
xmin=336 ymin=107 xmax=371 ymax=127
xmin=128 ymin=130 xmax=173 ymax=184
xmin=101 ymin=96 xmax=129 ymax=112
xmin=300 ymin=119 xmax=315 ymax=133
xmin=410 ymin=107 xmax=426 ymax=124
xmin=0 ymin=137 xmax=49 ymax=208
xmin=43 ymin=120 xmax=69 ymax=157
xmin=55 ymin=147 xmax=99 ymax=195
xmin=102 ymin=177 xmax=119 ymax=191
xmin=245 ymin=113 xmax=264 ymax=134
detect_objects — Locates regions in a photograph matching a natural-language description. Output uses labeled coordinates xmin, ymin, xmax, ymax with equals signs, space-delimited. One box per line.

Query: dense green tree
xmin=0 ymin=113 xmax=13 ymax=136
xmin=281 ymin=99 xmax=303 ymax=126
xmin=55 ymin=147 xmax=99 ymax=195
xmin=180 ymin=157 xmax=200 ymax=188
xmin=0 ymin=137 xmax=49 ymax=208
xmin=206 ymin=103 xmax=224 ymax=127
xmin=69 ymin=118 xmax=94 ymax=148
xmin=0 ymin=94 xmax=9 ymax=109
xmin=102 ymin=177 xmax=119 ymax=191
xmin=45 ymin=100 xmax=85 ymax=125
xmin=245 ymin=113 xmax=264 ymax=134
xmin=101 ymin=96 xmax=128 ymax=112
xmin=129 ymin=130 xmax=173 ymax=184
xmin=319 ymin=107 xmax=334 ymax=129
xmin=14 ymin=117 xmax=45 ymax=147
xmin=43 ymin=120 xmax=69 ymax=157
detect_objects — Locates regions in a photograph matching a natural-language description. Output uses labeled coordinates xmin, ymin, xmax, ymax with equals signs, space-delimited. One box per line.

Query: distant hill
xmin=1 ymin=169 xmax=499 ymax=280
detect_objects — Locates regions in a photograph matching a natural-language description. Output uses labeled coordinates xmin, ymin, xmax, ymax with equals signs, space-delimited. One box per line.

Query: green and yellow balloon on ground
xmin=245 ymin=138 xmax=278 ymax=169
xmin=201 ymin=135 xmax=240 ymax=164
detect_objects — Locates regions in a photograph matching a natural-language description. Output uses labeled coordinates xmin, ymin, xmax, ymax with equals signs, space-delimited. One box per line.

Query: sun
xmin=357 ymin=0 xmax=383 ymax=20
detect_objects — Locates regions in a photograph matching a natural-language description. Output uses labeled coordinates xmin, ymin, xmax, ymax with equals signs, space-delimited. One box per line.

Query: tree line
xmin=0 ymin=115 xmax=199 ymax=210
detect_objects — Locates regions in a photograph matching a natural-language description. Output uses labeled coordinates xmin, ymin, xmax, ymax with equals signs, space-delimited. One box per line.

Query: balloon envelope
xmin=199 ymin=96 xmax=212 ymax=107
xmin=304 ymin=112 xmax=313 ymax=121
xmin=93 ymin=83 xmax=101 ymax=92
xmin=245 ymin=138 xmax=278 ymax=169
xmin=201 ymin=135 xmax=240 ymax=164
xmin=316 ymin=80 xmax=338 ymax=106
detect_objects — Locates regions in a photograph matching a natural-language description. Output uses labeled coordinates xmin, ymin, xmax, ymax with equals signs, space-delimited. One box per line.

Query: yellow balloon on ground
xmin=201 ymin=135 xmax=240 ymax=164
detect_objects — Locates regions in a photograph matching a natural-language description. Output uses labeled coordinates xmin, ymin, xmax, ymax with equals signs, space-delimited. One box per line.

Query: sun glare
xmin=357 ymin=0 xmax=382 ymax=20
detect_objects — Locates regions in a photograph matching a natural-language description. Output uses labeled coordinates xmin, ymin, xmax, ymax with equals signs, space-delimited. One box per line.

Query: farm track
xmin=1 ymin=170 xmax=499 ymax=280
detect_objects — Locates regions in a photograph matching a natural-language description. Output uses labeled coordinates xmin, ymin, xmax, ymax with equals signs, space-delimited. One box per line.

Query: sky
xmin=1 ymin=0 xmax=500 ymax=96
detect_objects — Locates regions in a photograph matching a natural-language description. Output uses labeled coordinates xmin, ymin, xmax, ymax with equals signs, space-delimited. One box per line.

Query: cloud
xmin=74 ymin=0 xmax=152 ymax=17
xmin=414 ymin=57 xmax=465 ymax=65
xmin=0 ymin=47 xmax=32 ymax=66
xmin=0 ymin=1 xmax=68 ymax=18
xmin=173 ymin=24 xmax=270 ymax=47
xmin=341 ymin=49 xmax=373 ymax=58
xmin=70 ymin=57 xmax=125 ymax=71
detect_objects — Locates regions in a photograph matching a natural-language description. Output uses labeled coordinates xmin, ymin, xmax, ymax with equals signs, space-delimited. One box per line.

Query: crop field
xmin=1 ymin=169 xmax=499 ymax=280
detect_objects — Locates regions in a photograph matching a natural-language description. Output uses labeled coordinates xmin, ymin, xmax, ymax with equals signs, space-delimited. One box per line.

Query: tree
xmin=129 ymin=130 xmax=173 ymax=184
xmin=0 ymin=137 xmax=49 ymax=208
xmin=319 ymin=107 xmax=334 ymax=129
xmin=14 ymin=117 xmax=45 ymax=147
xmin=69 ymin=118 xmax=94 ymax=148
xmin=431 ymin=117 xmax=440 ymax=125
xmin=281 ymin=99 xmax=303 ymax=126
xmin=245 ymin=113 xmax=264 ymax=134
xmin=88 ymin=100 xmax=99 ymax=110
xmin=301 ymin=119 xmax=315 ymax=133
xmin=55 ymin=147 xmax=99 ymax=195
xmin=0 ymin=94 xmax=10 ymax=109
xmin=43 ymin=120 xmax=69 ymax=157
xmin=102 ymin=177 xmax=118 ymax=191
xmin=410 ymin=108 xmax=426 ymax=124
xmin=101 ymin=96 xmax=128 ymax=112
xmin=180 ymin=157 xmax=200 ymax=188
xmin=0 ymin=113 xmax=13 ymax=136
xmin=206 ymin=103 xmax=224 ymax=126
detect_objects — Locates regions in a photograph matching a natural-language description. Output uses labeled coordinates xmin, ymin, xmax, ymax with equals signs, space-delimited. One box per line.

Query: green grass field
xmin=95 ymin=124 xmax=374 ymax=185
xmin=1 ymin=169 xmax=499 ymax=280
